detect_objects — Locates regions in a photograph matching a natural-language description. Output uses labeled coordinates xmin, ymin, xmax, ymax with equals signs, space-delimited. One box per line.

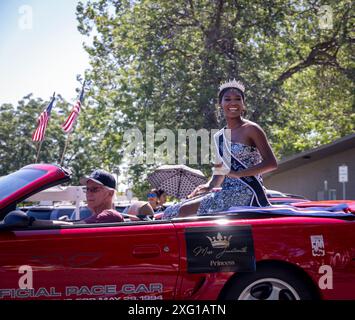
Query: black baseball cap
xmin=80 ymin=169 xmax=116 ymax=190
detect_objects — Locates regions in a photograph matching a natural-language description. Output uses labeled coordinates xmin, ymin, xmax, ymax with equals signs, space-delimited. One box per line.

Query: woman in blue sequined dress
xmin=162 ymin=80 xmax=278 ymax=219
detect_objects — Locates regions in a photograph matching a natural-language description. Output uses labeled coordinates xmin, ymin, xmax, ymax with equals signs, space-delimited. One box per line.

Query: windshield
xmin=0 ymin=168 xmax=47 ymax=200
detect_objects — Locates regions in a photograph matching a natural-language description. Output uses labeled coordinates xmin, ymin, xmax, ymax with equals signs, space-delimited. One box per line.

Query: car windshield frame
xmin=0 ymin=168 xmax=47 ymax=200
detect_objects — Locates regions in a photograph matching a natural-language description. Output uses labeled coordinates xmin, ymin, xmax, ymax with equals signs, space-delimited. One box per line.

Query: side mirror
xmin=3 ymin=210 xmax=35 ymax=228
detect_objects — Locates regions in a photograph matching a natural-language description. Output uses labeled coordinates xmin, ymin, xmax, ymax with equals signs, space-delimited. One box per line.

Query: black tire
xmin=223 ymin=264 xmax=317 ymax=300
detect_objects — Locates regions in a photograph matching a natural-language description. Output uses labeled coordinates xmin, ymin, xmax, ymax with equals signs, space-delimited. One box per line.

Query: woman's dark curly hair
xmin=151 ymin=188 xmax=166 ymax=198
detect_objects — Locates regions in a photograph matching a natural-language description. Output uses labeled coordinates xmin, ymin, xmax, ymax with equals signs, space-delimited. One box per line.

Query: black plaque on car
xmin=185 ymin=225 xmax=255 ymax=273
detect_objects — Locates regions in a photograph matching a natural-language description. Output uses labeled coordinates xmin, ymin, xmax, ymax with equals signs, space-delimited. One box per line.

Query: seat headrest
xmin=127 ymin=201 xmax=154 ymax=216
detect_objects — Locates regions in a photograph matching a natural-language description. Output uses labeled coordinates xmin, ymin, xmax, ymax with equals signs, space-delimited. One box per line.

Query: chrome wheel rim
xmin=238 ymin=278 xmax=301 ymax=300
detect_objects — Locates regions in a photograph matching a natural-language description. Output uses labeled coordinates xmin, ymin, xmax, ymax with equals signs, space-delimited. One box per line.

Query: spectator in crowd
xmin=147 ymin=189 xmax=167 ymax=212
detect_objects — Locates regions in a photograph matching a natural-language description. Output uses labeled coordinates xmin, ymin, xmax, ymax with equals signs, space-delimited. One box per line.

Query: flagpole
xmin=60 ymin=131 xmax=72 ymax=166
xmin=59 ymin=80 xmax=87 ymax=167
xmin=35 ymin=141 xmax=43 ymax=163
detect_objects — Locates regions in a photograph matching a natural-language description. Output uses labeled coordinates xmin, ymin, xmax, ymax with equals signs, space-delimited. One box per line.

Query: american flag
xmin=62 ymin=86 xmax=85 ymax=133
xmin=32 ymin=95 xmax=55 ymax=142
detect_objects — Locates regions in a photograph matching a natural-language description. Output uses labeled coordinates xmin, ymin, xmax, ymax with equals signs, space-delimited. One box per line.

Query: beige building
xmin=264 ymin=134 xmax=355 ymax=201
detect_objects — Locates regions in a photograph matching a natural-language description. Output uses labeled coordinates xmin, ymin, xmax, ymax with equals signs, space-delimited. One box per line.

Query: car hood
xmin=0 ymin=164 xmax=71 ymax=219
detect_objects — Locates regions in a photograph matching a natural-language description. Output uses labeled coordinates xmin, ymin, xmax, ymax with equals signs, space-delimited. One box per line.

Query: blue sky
xmin=0 ymin=0 xmax=90 ymax=105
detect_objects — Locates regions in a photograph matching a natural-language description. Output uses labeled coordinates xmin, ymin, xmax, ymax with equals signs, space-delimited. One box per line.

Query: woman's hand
xmin=188 ymin=183 xmax=211 ymax=198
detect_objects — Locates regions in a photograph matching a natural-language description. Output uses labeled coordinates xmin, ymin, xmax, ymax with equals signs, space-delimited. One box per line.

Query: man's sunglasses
xmin=84 ymin=187 xmax=105 ymax=193
xmin=147 ymin=193 xmax=157 ymax=198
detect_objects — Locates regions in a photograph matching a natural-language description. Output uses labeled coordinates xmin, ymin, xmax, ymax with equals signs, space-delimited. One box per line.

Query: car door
xmin=0 ymin=220 xmax=180 ymax=300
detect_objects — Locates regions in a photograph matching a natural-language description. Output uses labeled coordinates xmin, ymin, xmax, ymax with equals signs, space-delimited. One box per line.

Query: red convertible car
xmin=0 ymin=164 xmax=354 ymax=300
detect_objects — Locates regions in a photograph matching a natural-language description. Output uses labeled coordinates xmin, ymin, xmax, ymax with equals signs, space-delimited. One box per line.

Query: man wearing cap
xmin=21 ymin=169 xmax=124 ymax=227
xmin=79 ymin=169 xmax=124 ymax=224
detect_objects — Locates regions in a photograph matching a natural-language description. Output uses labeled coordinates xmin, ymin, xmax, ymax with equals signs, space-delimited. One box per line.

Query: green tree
xmin=75 ymin=0 xmax=353 ymax=194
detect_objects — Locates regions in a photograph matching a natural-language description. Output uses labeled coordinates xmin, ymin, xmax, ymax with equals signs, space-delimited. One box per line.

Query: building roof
xmin=265 ymin=133 xmax=355 ymax=176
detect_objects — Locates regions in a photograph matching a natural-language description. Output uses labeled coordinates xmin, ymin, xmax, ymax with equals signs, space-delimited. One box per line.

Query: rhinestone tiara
xmin=219 ymin=79 xmax=245 ymax=94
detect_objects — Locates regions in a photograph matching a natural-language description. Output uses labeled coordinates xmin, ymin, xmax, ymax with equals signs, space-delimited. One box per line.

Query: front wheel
xmin=223 ymin=265 xmax=317 ymax=300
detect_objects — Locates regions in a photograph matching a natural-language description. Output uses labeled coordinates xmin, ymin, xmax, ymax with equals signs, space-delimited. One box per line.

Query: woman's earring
xmin=215 ymin=103 xmax=226 ymax=125
xmin=218 ymin=107 xmax=225 ymax=122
